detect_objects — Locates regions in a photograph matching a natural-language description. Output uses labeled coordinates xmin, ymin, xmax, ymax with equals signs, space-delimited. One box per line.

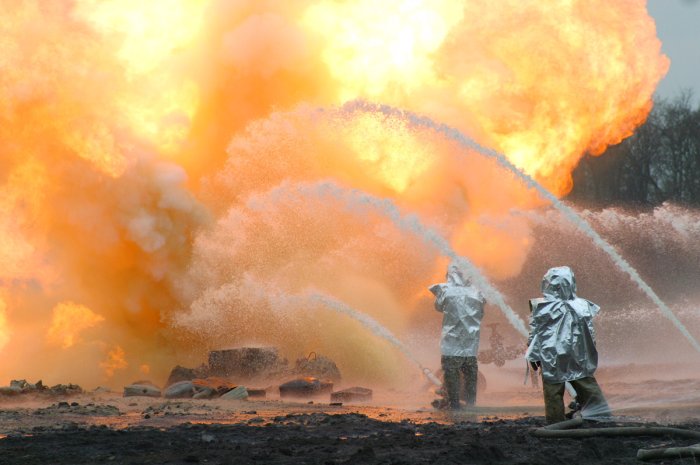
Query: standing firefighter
xmin=526 ymin=266 xmax=611 ymax=423
xmin=429 ymin=263 xmax=485 ymax=409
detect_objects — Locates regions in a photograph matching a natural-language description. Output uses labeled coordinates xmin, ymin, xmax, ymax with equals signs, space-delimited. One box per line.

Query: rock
xmin=93 ymin=386 xmax=112 ymax=393
xmin=164 ymin=381 xmax=195 ymax=399
xmin=192 ymin=377 xmax=237 ymax=396
xmin=48 ymin=384 xmax=83 ymax=396
xmin=247 ymin=388 xmax=266 ymax=399
xmin=166 ymin=364 xmax=210 ymax=387
xmin=192 ymin=387 xmax=215 ymax=399
xmin=0 ymin=386 xmax=19 ymax=396
xmin=278 ymin=377 xmax=333 ymax=399
xmin=220 ymin=386 xmax=248 ymax=400
xmin=10 ymin=379 xmax=29 ymax=390
xmin=293 ymin=353 xmax=341 ymax=382
xmin=131 ymin=380 xmax=160 ymax=388
xmin=330 ymin=387 xmax=373 ymax=403
xmin=123 ymin=384 xmax=161 ymax=398
xmin=208 ymin=347 xmax=288 ymax=379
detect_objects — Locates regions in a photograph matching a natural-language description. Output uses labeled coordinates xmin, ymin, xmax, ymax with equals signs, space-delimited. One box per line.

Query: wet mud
xmin=3 ymin=363 xmax=700 ymax=464
xmin=1 ymin=394 xmax=700 ymax=465
xmin=2 ymin=412 xmax=700 ymax=465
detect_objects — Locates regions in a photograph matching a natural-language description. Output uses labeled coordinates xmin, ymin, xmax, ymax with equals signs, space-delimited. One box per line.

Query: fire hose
xmin=533 ymin=417 xmax=700 ymax=461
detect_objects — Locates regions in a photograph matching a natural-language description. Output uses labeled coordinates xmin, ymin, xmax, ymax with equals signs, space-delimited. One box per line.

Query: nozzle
xmin=422 ymin=367 xmax=443 ymax=387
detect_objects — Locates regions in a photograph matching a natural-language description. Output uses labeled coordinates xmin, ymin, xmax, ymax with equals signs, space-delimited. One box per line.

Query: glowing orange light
xmin=46 ymin=302 xmax=105 ymax=349
xmin=0 ymin=297 xmax=10 ymax=353
xmin=100 ymin=346 xmax=128 ymax=378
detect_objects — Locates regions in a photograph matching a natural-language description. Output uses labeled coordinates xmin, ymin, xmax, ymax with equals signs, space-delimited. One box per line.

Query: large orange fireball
xmin=0 ymin=0 xmax=667 ymax=386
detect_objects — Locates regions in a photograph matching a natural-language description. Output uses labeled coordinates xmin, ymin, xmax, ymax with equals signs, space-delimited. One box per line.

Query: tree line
xmin=569 ymin=91 xmax=700 ymax=206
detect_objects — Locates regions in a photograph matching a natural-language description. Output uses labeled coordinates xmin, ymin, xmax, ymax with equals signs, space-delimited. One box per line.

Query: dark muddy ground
xmin=3 ymin=363 xmax=700 ymax=464
xmin=1 ymin=411 xmax=699 ymax=464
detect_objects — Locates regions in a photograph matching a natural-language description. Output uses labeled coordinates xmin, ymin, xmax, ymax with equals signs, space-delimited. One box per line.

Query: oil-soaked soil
xmin=3 ymin=362 xmax=700 ymax=464
xmin=1 ymin=401 xmax=699 ymax=465
xmin=2 ymin=413 xmax=700 ymax=465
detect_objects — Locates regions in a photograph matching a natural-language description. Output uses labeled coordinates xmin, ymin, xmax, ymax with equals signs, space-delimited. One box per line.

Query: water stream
xmin=249 ymin=180 xmax=529 ymax=338
xmin=342 ymin=100 xmax=700 ymax=354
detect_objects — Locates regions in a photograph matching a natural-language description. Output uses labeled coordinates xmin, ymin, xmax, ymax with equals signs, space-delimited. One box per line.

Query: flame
xmin=0 ymin=161 xmax=45 ymax=281
xmin=304 ymin=0 xmax=668 ymax=195
xmin=304 ymin=0 xmax=464 ymax=100
xmin=342 ymin=113 xmax=436 ymax=193
xmin=0 ymin=0 xmax=669 ymax=386
xmin=0 ymin=297 xmax=9 ymax=353
xmin=46 ymin=302 xmax=105 ymax=349
xmin=100 ymin=346 xmax=128 ymax=379
xmin=74 ymin=0 xmax=206 ymax=157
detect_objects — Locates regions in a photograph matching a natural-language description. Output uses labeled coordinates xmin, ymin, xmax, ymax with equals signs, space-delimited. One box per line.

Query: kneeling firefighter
xmin=429 ymin=263 xmax=485 ymax=409
xmin=526 ymin=266 xmax=611 ymax=423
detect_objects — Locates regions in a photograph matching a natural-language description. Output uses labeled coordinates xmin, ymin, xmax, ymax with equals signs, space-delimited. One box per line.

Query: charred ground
xmin=1 ymin=410 xmax=698 ymax=465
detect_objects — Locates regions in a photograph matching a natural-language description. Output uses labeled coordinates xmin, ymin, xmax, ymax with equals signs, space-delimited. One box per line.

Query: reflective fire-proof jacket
xmin=525 ymin=266 xmax=601 ymax=383
xmin=429 ymin=265 xmax=485 ymax=357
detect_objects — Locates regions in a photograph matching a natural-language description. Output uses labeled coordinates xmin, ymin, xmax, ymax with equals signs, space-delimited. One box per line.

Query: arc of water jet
xmin=247 ymin=180 xmax=529 ymax=337
xmin=304 ymin=292 xmax=443 ymax=386
xmin=252 ymin=282 xmax=442 ymax=385
xmin=341 ymin=100 xmax=700 ymax=354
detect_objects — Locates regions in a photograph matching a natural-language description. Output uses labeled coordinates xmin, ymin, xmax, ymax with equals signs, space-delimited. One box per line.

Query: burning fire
xmin=0 ymin=0 xmax=667 ymax=386
xmin=47 ymin=302 xmax=105 ymax=349
xmin=0 ymin=297 xmax=9 ymax=353
xmin=100 ymin=346 xmax=129 ymax=379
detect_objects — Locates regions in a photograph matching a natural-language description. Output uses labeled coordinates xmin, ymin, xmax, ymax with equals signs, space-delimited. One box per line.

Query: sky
xmin=648 ymin=0 xmax=700 ymax=103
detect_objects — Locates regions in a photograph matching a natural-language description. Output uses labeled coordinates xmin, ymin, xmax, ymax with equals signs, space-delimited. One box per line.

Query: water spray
xmin=255 ymin=283 xmax=443 ymax=386
xmin=342 ymin=100 xmax=700 ymax=355
xmin=249 ymin=180 xmax=529 ymax=338
xmin=307 ymin=292 xmax=443 ymax=386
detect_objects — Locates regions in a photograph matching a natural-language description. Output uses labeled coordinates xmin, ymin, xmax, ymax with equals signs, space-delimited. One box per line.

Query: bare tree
xmin=570 ymin=91 xmax=700 ymax=206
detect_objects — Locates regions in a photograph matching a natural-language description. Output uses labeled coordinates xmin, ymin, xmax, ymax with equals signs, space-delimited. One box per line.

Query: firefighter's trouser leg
xmin=542 ymin=381 xmax=566 ymax=424
xmin=442 ymin=356 xmax=478 ymax=408
xmin=570 ymin=376 xmax=611 ymax=419
xmin=460 ymin=356 xmax=478 ymax=406
xmin=543 ymin=376 xmax=610 ymax=423
xmin=441 ymin=356 xmax=462 ymax=409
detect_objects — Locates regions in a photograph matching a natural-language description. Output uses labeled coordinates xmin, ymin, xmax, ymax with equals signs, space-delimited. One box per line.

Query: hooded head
xmin=446 ymin=263 xmax=471 ymax=287
xmin=541 ymin=266 xmax=577 ymax=300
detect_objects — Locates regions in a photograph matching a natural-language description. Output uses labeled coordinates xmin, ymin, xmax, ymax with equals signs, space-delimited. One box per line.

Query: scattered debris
xmin=33 ymin=402 xmax=120 ymax=416
xmin=123 ymin=383 xmax=161 ymax=398
xmin=192 ymin=377 xmax=237 ymax=396
xmin=192 ymin=387 xmax=215 ymax=399
xmin=219 ymin=386 xmax=248 ymax=400
xmin=165 ymin=364 xmax=210 ymax=387
xmin=0 ymin=380 xmax=82 ymax=398
xmin=164 ymin=381 xmax=195 ymax=399
xmin=279 ymin=377 xmax=333 ymax=399
xmin=330 ymin=387 xmax=373 ymax=403
xmin=293 ymin=352 xmax=342 ymax=382
xmin=141 ymin=401 xmax=219 ymax=418
xmin=208 ymin=347 xmax=288 ymax=380
xmin=247 ymin=388 xmax=266 ymax=399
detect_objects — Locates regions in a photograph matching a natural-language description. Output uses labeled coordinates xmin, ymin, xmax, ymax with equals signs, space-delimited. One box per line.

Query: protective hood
xmin=526 ymin=266 xmax=601 ymax=383
xmin=446 ymin=264 xmax=470 ymax=287
xmin=541 ymin=266 xmax=577 ymax=300
xmin=429 ymin=264 xmax=485 ymax=357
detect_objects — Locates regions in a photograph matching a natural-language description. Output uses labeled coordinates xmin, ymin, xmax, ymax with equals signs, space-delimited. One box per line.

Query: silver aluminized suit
xmin=429 ymin=264 xmax=485 ymax=408
xmin=526 ymin=266 xmax=610 ymax=422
